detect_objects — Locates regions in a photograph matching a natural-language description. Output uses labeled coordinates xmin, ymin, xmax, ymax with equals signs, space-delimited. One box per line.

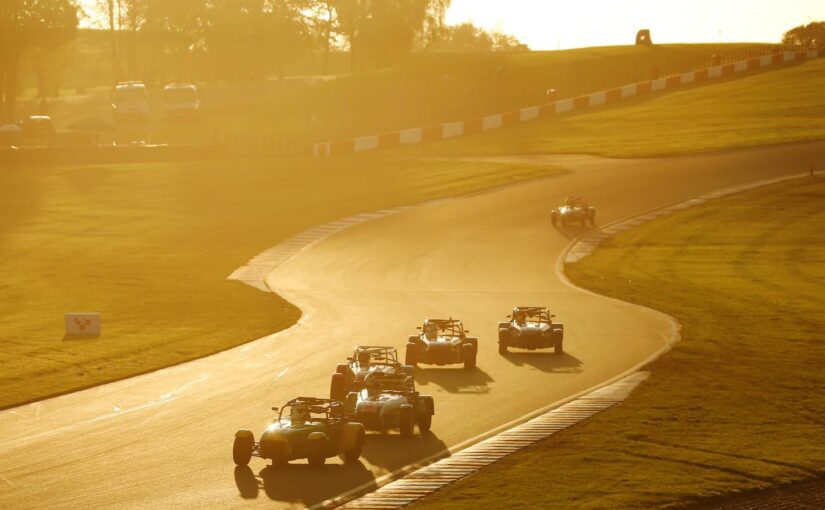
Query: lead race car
xmin=233 ymin=397 xmax=365 ymax=467
xmin=344 ymin=371 xmax=434 ymax=437
xmin=498 ymin=306 xmax=564 ymax=355
xmin=551 ymin=196 xmax=596 ymax=227
xmin=330 ymin=346 xmax=414 ymax=402
xmin=405 ymin=318 xmax=478 ymax=370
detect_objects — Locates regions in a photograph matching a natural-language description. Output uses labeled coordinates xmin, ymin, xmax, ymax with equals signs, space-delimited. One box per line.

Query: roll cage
xmin=275 ymin=397 xmax=345 ymax=425
xmin=511 ymin=307 xmax=553 ymax=324
xmin=364 ymin=372 xmax=415 ymax=394
xmin=350 ymin=346 xmax=399 ymax=367
xmin=418 ymin=319 xmax=466 ymax=339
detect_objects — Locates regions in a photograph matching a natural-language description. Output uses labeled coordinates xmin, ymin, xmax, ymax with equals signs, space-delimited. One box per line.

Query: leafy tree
xmin=428 ymin=22 xmax=528 ymax=53
xmin=0 ymin=0 xmax=78 ymax=121
xmin=782 ymin=21 xmax=825 ymax=48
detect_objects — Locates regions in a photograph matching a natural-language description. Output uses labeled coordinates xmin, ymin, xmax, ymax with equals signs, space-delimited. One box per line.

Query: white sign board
xmin=65 ymin=313 xmax=101 ymax=336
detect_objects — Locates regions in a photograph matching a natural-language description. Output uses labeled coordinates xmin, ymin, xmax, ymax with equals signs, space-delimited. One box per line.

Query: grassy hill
xmin=416 ymin=54 xmax=825 ymax=158
xmin=16 ymin=41 xmax=776 ymax=145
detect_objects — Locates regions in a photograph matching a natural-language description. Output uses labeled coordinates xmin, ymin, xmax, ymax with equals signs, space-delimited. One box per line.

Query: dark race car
xmin=233 ymin=397 xmax=365 ymax=467
xmin=330 ymin=346 xmax=414 ymax=402
xmin=551 ymin=196 xmax=596 ymax=227
xmin=405 ymin=318 xmax=478 ymax=370
xmin=498 ymin=306 xmax=564 ymax=355
xmin=344 ymin=371 xmax=434 ymax=437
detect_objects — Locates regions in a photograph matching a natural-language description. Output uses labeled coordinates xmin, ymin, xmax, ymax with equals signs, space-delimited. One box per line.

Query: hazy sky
xmin=77 ymin=1 xmax=824 ymax=50
xmin=446 ymin=0 xmax=825 ymax=49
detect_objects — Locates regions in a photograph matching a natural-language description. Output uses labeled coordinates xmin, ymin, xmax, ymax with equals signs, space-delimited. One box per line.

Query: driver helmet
xmin=357 ymin=351 xmax=370 ymax=368
xmin=290 ymin=404 xmax=310 ymax=425
xmin=424 ymin=322 xmax=438 ymax=340
xmin=515 ymin=311 xmax=527 ymax=324
xmin=365 ymin=374 xmax=381 ymax=397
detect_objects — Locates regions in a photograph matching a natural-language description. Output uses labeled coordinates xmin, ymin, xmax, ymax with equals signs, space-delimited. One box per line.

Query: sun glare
xmin=446 ymin=0 xmax=825 ymax=49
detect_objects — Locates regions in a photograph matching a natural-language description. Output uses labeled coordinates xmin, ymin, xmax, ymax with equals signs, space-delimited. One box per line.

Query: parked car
xmin=330 ymin=346 xmax=414 ymax=402
xmin=498 ymin=306 xmax=564 ymax=354
xmin=406 ymin=318 xmax=478 ymax=370
xmin=233 ymin=397 xmax=365 ymax=467
xmin=19 ymin=115 xmax=56 ymax=145
xmin=344 ymin=372 xmax=434 ymax=437
xmin=112 ymin=81 xmax=149 ymax=121
xmin=162 ymin=83 xmax=200 ymax=115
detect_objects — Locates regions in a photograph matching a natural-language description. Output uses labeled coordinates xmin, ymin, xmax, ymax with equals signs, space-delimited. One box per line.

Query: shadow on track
xmin=414 ymin=366 xmax=494 ymax=394
xmin=359 ymin=431 xmax=449 ymax=472
xmin=501 ymin=352 xmax=583 ymax=373
xmin=553 ymin=223 xmax=597 ymax=241
xmin=233 ymin=461 xmax=376 ymax=506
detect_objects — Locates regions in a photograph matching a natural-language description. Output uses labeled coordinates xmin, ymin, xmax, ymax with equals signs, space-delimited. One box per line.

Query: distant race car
xmin=330 ymin=346 xmax=414 ymax=402
xmin=233 ymin=397 xmax=365 ymax=467
xmin=498 ymin=306 xmax=564 ymax=355
xmin=405 ymin=318 xmax=478 ymax=370
xmin=344 ymin=371 xmax=434 ymax=437
xmin=551 ymin=196 xmax=596 ymax=227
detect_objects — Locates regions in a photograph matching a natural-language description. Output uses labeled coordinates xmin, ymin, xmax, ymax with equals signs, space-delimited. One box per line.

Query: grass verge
xmin=0 ymin=156 xmax=566 ymax=409
xmin=412 ymin=57 xmax=825 ymax=158
xmin=410 ymin=176 xmax=825 ymax=509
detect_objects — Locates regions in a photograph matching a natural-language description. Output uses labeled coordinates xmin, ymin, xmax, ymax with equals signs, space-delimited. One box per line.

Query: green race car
xmin=233 ymin=397 xmax=366 ymax=467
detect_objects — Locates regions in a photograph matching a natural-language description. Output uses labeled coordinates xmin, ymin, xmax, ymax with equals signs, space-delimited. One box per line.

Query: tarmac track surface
xmin=1 ymin=142 xmax=823 ymax=509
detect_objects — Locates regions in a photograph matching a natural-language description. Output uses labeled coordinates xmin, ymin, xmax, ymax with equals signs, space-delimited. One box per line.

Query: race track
xmin=1 ymin=142 xmax=823 ymax=509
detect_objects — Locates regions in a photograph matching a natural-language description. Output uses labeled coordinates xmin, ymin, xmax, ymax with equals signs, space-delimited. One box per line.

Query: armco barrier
xmin=313 ymin=49 xmax=821 ymax=157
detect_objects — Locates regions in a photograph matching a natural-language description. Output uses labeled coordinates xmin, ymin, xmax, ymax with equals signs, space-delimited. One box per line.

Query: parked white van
xmin=163 ymin=83 xmax=200 ymax=115
xmin=112 ymin=81 xmax=149 ymax=121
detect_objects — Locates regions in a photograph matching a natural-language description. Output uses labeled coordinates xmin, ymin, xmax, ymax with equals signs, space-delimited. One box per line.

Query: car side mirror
xmin=416 ymin=326 xmax=422 ymax=330
xmin=271 ymin=407 xmax=278 ymax=412
xmin=551 ymin=314 xmax=556 ymax=318
xmin=465 ymin=330 xmax=470 ymax=334
xmin=346 ymin=357 xmax=353 ymax=361
xmin=506 ymin=315 xmax=511 ymax=318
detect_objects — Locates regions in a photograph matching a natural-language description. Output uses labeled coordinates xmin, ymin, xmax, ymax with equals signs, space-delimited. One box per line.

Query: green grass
xmin=412 ymin=56 xmax=825 ymax=158
xmin=0 ymin=155 xmax=566 ymax=409
xmin=410 ymin=177 xmax=825 ymax=510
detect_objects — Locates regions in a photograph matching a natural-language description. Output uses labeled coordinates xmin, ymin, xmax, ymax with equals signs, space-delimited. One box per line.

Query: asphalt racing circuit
xmin=1 ymin=142 xmax=824 ymax=509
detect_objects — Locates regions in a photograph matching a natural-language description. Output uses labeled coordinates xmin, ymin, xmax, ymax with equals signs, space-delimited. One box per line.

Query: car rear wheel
xmin=462 ymin=343 xmax=476 ymax=370
xmin=416 ymin=413 xmax=432 ymax=434
xmin=554 ymin=339 xmax=563 ymax=355
xmin=341 ymin=424 xmax=365 ymax=463
xmin=405 ymin=342 xmax=418 ymax=366
xmin=306 ymin=434 xmax=327 ymax=467
xmin=330 ymin=373 xmax=346 ymax=402
xmin=233 ymin=431 xmax=255 ymax=466
xmin=399 ymin=406 xmax=414 ymax=437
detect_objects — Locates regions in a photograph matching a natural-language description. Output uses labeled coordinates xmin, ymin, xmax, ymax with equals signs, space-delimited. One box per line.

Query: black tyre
xmin=554 ymin=339 xmax=563 ymax=355
xmin=306 ymin=435 xmax=327 ymax=467
xmin=399 ymin=406 xmax=414 ymax=437
xmin=589 ymin=210 xmax=597 ymax=226
xmin=233 ymin=431 xmax=254 ymax=466
xmin=335 ymin=364 xmax=348 ymax=375
xmin=342 ymin=426 xmax=365 ymax=463
xmin=462 ymin=343 xmax=476 ymax=370
xmin=405 ymin=342 xmax=417 ymax=366
xmin=417 ymin=413 xmax=432 ymax=434
xmin=330 ymin=373 xmax=346 ymax=402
